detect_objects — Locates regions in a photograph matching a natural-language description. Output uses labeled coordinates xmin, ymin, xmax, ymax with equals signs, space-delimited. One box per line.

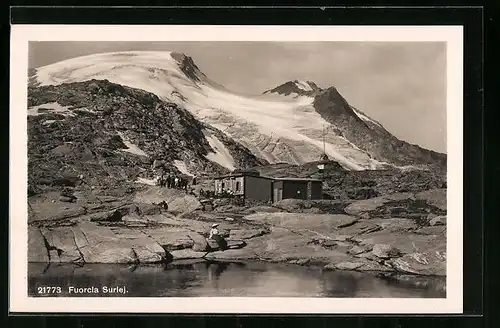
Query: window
xmin=236 ymin=181 xmax=241 ymax=191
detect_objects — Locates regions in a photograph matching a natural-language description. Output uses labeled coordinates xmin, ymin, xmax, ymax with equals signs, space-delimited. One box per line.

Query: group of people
xmin=157 ymin=174 xmax=192 ymax=190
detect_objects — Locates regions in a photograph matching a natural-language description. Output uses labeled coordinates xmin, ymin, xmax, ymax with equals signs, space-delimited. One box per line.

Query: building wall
xmin=233 ymin=176 xmax=245 ymax=195
xmin=244 ymin=176 xmax=273 ymax=202
xmin=216 ymin=176 xmax=322 ymax=201
xmin=282 ymin=181 xmax=309 ymax=200
xmin=310 ymin=181 xmax=323 ymax=200
xmin=214 ymin=176 xmax=244 ymax=195
xmin=273 ymin=181 xmax=284 ymax=202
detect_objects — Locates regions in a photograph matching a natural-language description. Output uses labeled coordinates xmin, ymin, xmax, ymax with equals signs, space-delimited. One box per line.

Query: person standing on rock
xmin=174 ymin=176 xmax=179 ymax=189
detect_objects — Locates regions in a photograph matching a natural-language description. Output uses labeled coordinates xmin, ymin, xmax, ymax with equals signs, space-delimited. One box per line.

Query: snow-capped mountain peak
xmin=263 ymin=80 xmax=321 ymax=97
xmin=31 ymin=51 xmax=446 ymax=171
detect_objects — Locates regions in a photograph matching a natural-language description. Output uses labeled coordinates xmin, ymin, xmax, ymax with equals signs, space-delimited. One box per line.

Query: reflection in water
xmin=28 ymin=261 xmax=446 ymax=298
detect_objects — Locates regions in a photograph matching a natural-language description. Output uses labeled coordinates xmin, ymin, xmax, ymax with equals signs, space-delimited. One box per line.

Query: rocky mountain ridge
xmin=264 ymin=81 xmax=447 ymax=168
xmin=27 ymin=79 xmax=266 ymax=196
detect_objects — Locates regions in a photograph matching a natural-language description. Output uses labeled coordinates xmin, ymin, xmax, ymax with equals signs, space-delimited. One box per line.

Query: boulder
xmin=29 ymin=195 xmax=87 ymax=223
xmin=347 ymin=187 xmax=378 ymax=200
xmin=371 ymin=218 xmax=418 ymax=233
xmin=204 ymin=236 xmax=245 ymax=251
xmin=388 ymin=251 xmax=446 ymax=276
xmin=146 ymin=228 xmax=195 ymax=251
xmin=81 ymin=242 xmax=138 ymax=263
xmin=333 ymin=261 xmax=366 ymax=271
xmin=130 ymin=237 xmax=167 ymax=263
xmin=122 ymin=213 xmax=149 ymax=225
xmin=204 ymin=248 xmax=258 ymax=261
xmin=416 ymin=226 xmax=446 ymax=236
xmin=52 ymin=174 xmax=81 ymax=187
xmin=40 ymin=227 xmax=84 ymax=263
xmin=353 ymin=230 xmax=443 ymax=255
xmin=214 ymin=205 xmax=245 ymax=213
xmin=230 ymin=228 xmax=269 ymax=240
xmin=388 ymin=206 xmax=407 ymax=216
xmin=90 ymin=209 xmax=124 ymax=222
xmin=415 ymin=189 xmax=447 ymax=211
xmin=372 ymin=244 xmax=402 ymax=259
xmin=227 ymin=239 xmax=247 ymax=249
xmin=303 ymin=207 xmax=323 ymax=214
xmin=244 ymin=206 xmax=282 ymax=214
xmin=70 ymin=222 xmax=166 ymax=263
xmin=189 ymin=232 xmax=210 ymax=252
xmin=97 ymin=195 xmax=121 ymax=203
xmin=89 ymin=203 xmax=142 ymax=222
xmin=152 ymin=159 xmax=164 ymax=169
xmin=311 ymin=238 xmax=338 ymax=249
xmin=273 ymin=199 xmax=310 ymax=212
xmin=138 ymin=203 xmax=163 ymax=216
xmin=377 ymin=273 xmax=446 ymax=292
xmin=28 ymin=227 xmax=50 ymax=262
xmin=59 ymin=195 xmax=76 ymax=203
xmin=170 ymin=249 xmax=207 ymax=260
xmin=134 ymin=187 xmax=202 ymax=213
xmin=348 ymin=244 xmax=373 ymax=256
xmin=49 ymin=250 xmax=61 ymax=263
xmin=344 ymin=192 xmax=415 ymax=217
xmin=430 ymin=215 xmax=447 ymax=226
xmin=243 ymin=213 xmax=358 ymax=235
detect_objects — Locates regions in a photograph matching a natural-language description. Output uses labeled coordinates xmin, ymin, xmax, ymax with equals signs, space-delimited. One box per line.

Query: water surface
xmin=28 ymin=261 xmax=446 ymax=298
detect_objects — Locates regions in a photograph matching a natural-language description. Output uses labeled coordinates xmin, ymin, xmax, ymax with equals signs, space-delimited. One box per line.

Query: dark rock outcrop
xmin=28 ymin=80 xmax=266 ymax=196
xmin=312 ymin=87 xmax=446 ymax=168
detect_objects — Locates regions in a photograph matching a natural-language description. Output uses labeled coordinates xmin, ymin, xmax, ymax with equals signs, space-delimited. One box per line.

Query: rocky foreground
xmin=28 ymin=186 xmax=446 ymax=281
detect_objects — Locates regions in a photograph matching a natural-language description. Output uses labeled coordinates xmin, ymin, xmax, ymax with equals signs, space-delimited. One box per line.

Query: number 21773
xmin=37 ymin=286 xmax=62 ymax=294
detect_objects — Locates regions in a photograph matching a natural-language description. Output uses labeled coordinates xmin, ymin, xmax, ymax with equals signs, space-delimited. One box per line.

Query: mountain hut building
xmin=213 ymin=172 xmax=322 ymax=203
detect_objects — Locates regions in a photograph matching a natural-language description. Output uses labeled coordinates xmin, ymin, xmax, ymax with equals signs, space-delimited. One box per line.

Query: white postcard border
xmin=10 ymin=24 xmax=463 ymax=314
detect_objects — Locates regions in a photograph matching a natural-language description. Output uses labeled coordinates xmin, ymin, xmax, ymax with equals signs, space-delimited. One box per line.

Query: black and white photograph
xmin=10 ymin=25 xmax=463 ymax=313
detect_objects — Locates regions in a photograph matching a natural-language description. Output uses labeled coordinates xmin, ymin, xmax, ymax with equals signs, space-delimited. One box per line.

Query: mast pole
xmin=323 ymin=124 xmax=326 ymax=156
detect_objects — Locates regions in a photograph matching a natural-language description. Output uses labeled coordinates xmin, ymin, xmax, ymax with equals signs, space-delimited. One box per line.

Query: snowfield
xmin=117 ymin=132 xmax=148 ymax=157
xmin=294 ymin=80 xmax=313 ymax=92
xmin=174 ymin=160 xmax=194 ymax=177
xmin=34 ymin=51 xmax=387 ymax=170
xmin=352 ymin=107 xmax=383 ymax=128
xmin=135 ymin=177 xmax=157 ymax=186
xmin=203 ymin=131 xmax=236 ymax=171
xmin=28 ymin=102 xmax=76 ymax=117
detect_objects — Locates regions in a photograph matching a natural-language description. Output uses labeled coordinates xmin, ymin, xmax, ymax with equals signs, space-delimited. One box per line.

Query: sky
xmin=29 ymin=41 xmax=447 ymax=153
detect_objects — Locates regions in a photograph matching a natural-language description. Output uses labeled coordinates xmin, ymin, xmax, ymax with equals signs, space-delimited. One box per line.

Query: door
xmin=278 ymin=188 xmax=283 ymax=201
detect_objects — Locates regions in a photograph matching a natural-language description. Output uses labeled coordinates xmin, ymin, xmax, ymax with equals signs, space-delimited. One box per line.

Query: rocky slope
xmin=28 ymin=188 xmax=446 ymax=289
xmin=27 ymin=79 xmax=265 ymax=196
xmin=311 ymin=86 xmax=447 ymax=168
xmin=32 ymin=51 xmax=446 ymax=170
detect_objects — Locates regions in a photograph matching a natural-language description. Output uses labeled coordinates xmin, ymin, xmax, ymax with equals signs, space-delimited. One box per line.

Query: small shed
xmin=272 ymin=177 xmax=323 ymax=202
